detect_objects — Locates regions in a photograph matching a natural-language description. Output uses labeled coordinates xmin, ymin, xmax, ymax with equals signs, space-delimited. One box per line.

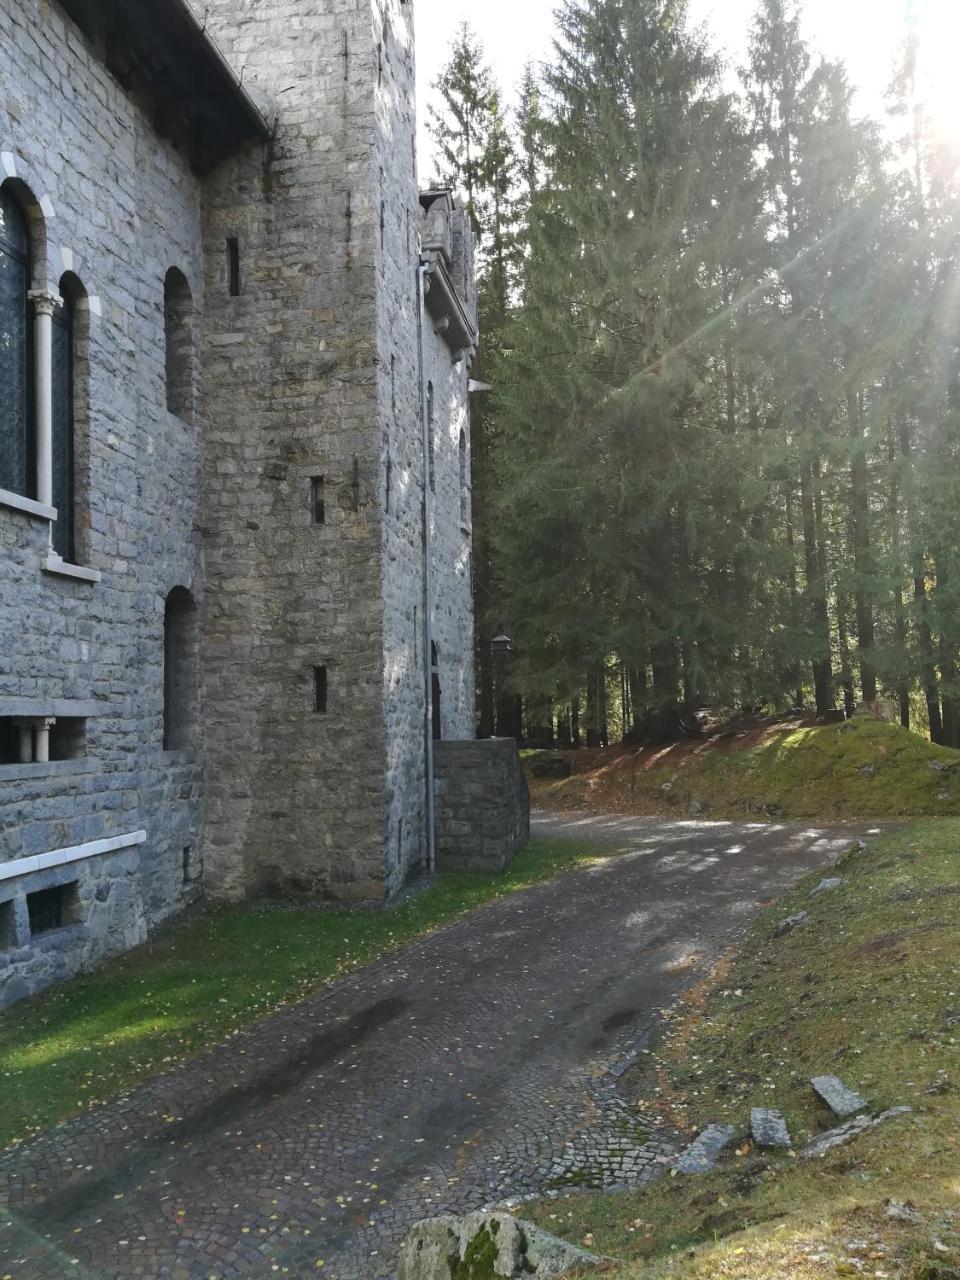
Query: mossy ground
xmin=530 ymin=717 xmax=960 ymax=821
xmin=0 ymin=837 xmax=609 ymax=1150
xmin=524 ymin=818 xmax=960 ymax=1278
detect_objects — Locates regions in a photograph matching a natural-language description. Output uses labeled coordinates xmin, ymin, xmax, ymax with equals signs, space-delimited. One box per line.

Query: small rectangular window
xmin=314 ymin=665 xmax=328 ymax=714
xmin=226 ymin=237 xmax=241 ymax=297
xmin=311 ymin=476 xmax=325 ymax=525
xmin=27 ymin=882 xmax=78 ymax=936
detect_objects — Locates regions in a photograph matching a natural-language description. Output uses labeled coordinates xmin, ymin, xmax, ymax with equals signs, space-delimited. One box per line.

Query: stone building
xmin=0 ymin=0 xmax=488 ymax=1006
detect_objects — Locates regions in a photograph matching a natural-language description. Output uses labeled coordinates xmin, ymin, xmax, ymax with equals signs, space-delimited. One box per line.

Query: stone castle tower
xmin=0 ymin=0 xmax=486 ymax=1005
xmin=198 ymin=0 xmax=479 ymax=902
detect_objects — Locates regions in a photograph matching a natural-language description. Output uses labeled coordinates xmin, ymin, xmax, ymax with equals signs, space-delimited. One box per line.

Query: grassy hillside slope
xmin=529 ymin=717 xmax=960 ymax=821
xmin=526 ymin=819 xmax=960 ymax=1278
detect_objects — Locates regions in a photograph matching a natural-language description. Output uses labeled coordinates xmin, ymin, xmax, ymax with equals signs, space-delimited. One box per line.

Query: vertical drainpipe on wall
xmin=417 ymin=260 xmax=437 ymax=876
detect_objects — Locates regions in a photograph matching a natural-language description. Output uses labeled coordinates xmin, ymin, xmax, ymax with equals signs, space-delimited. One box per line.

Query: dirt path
xmin=0 ymin=815 xmax=884 ymax=1280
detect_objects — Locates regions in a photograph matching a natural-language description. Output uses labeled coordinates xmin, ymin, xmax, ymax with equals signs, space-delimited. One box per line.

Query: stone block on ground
xmin=751 ymin=1107 xmax=791 ymax=1148
xmin=811 ymin=1074 xmax=867 ymax=1118
xmin=530 ymin=754 xmax=572 ymax=780
xmin=674 ymin=1124 xmax=736 ymax=1174
xmin=397 ymin=1211 xmax=604 ymax=1279
xmin=800 ymin=1107 xmax=912 ymax=1160
xmin=811 ymin=876 xmax=843 ymax=897
xmin=775 ymin=911 xmax=808 ymax=936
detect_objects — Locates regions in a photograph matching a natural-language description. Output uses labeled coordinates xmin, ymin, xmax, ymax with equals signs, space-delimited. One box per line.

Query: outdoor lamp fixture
xmin=491 ymin=627 xmax=514 ymax=658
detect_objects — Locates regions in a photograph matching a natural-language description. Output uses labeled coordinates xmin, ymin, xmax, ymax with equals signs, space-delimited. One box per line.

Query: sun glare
xmin=914 ymin=0 xmax=960 ymax=144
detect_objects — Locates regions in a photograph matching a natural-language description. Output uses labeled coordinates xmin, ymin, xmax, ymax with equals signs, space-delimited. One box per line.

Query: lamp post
xmin=490 ymin=625 xmax=515 ymax=738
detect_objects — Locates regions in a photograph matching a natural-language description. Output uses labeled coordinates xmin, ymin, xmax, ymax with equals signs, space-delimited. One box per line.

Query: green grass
xmin=524 ymin=818 xmax=960 ymax=1278
xmin=0 ymin=837 xmax=607 ymax=1150
xmin=536 ymin=717 xmax=960 ymax=821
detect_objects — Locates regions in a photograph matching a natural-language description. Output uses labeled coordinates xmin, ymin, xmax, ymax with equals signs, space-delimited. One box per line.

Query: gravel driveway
xmin=0 ymin=813 xmax=884 ymax=1280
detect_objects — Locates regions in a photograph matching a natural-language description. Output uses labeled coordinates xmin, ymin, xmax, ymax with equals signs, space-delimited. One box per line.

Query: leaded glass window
xmin=52 ymin=289 xmax=74 ymax=561
xmin=0 ymin=187 xmax=31 ymax=497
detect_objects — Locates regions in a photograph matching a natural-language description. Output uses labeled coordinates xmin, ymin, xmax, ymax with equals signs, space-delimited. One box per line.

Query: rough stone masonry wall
xmin=0 ymin=0 xmax=205 ymax=1005
xmin=200 ymin=0 xmax=390 ymax=902
xmin=371 ymin=0 xmax=478 ymax=896
xmin=423 ymin=261 xmax=476 ymax=743
xmin=373 ymin=0 xmax=429 ymax=896
xmin=433 ymin=740 xmax=530 ymax=873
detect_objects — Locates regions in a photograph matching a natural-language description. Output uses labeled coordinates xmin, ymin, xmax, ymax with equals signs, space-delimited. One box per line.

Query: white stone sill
xmin=0 ymin=759 xmax=101 ymax=784
xmin=0 ymin=830 xmax=147 ymax=885
xmin=43 ymin=553 xmax=102 ymax=583
xmin=0 ymin=487 xmax=56 ymax=522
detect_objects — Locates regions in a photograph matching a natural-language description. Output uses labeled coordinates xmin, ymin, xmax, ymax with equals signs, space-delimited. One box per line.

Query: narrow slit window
xmin=314 ymin=665 xmax=328 ymax=714
xmin=311 ymin=475 xmax=325 ymax=525
xmin=226 ymin=236 xmax=241 ymax=297
xmin=51 ymin=281 xmax=75 ymax=561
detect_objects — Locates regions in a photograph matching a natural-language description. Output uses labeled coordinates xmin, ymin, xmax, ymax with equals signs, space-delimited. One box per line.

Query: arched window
xmin=163 ymin=587 xmax=199 ymax=751
xmin=459 ymin=428 xmax=468 ymax=525
xmin=427 ymin=380 xmax=435 ymax=493
xmin=51 ymin=277 xmax=77 ymax=561
xmin=0 ymin=186 xmax=32 ymax=498
xmin=164 ymin=268 xmax=195 ymax=422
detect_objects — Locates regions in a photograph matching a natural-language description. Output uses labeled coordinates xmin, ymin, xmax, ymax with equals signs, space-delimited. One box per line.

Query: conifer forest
xmin=429 ymin=0 xmax=960 ymax=747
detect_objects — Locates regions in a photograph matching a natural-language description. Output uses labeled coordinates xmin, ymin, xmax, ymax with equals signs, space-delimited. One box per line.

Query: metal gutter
xmin=417 ymin=261 xmax=437 ymax=877
xmin=172 ymin=0 xmax=272 ymax=141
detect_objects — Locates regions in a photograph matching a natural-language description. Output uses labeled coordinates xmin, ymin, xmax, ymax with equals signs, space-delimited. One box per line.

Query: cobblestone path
xmin=0 ymin=814 xmax=883 ymax=1280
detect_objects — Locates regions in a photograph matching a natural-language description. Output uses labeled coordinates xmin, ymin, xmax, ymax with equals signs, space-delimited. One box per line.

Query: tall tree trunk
xmin=784 ymin=482 xmax=804 ymax=707
xmin=848 ymin=388 xmax=877 ymax=702
xmin=800 ymin=457 xmax=833 ymax=713
xmin=836 ymin=598 xmax=857 ymax=718
xmin=934 ymin=552 xmax=960 ymax=748
xmin=628 ymin=665 xmax=647 ymax=737
xmin=887 ymin=425 xmax=910 ymax=729
xmin=585 ymin=670 xmax=604 ymax=748
xmin=899 ymin=418 xmax=943 ymax=741
xmin=571 ymin=697 xmax=581 ymax=749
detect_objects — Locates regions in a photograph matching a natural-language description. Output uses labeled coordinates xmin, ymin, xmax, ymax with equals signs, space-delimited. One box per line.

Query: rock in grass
xmin=810 ymin=1075 xmax=867 ymax=1118
xmin=885 ymin=1199 xmax=921 ymax=1223
xmin=675 ymin=1124 xmax=737 ymax=1174
xmin=397 ymin=1212 xmax=604 ymax=1279
xmin=751 ymin=1107 xmax=791 ymax=1148
xmin=775 ymin=911 xmax=808 ymax=937
xmin=799 ymin=1107 xmax=912 ymax=1160
xmin=810 ymin=876 xmax=842 ymax=897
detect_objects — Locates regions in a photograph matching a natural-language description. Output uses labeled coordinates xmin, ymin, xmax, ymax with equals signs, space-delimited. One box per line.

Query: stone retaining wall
xmin=434 ymin=739 xmax=529 ymax=873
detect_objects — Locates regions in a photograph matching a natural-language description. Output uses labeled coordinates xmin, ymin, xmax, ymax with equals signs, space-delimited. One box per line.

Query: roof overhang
xmin=56 ymin=0 xmax=270 ymax=175
xmin=421 ymin=250 xmax=478 ymax=364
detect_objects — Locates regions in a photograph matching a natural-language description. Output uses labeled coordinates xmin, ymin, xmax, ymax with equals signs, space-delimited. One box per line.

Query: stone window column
xmin=34 ymin=717 xmax=56 ymax=763
xmin=12 ymin=716 xmax=56 ymax=763
xmin=28 ymin=288 xmax=61 ymax=514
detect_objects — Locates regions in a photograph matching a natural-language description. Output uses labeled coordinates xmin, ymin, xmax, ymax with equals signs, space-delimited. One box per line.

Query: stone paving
xmin=0 ymin=813 xmax=885 ymax=1280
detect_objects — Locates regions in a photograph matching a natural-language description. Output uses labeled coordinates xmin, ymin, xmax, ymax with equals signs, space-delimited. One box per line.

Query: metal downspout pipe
xmin=417 ymin=261 xmax=437 ymax=876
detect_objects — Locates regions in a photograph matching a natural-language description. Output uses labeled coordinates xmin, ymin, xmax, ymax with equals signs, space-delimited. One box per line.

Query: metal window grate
xmin=27 ymin=883 xmax=74 ymax=935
